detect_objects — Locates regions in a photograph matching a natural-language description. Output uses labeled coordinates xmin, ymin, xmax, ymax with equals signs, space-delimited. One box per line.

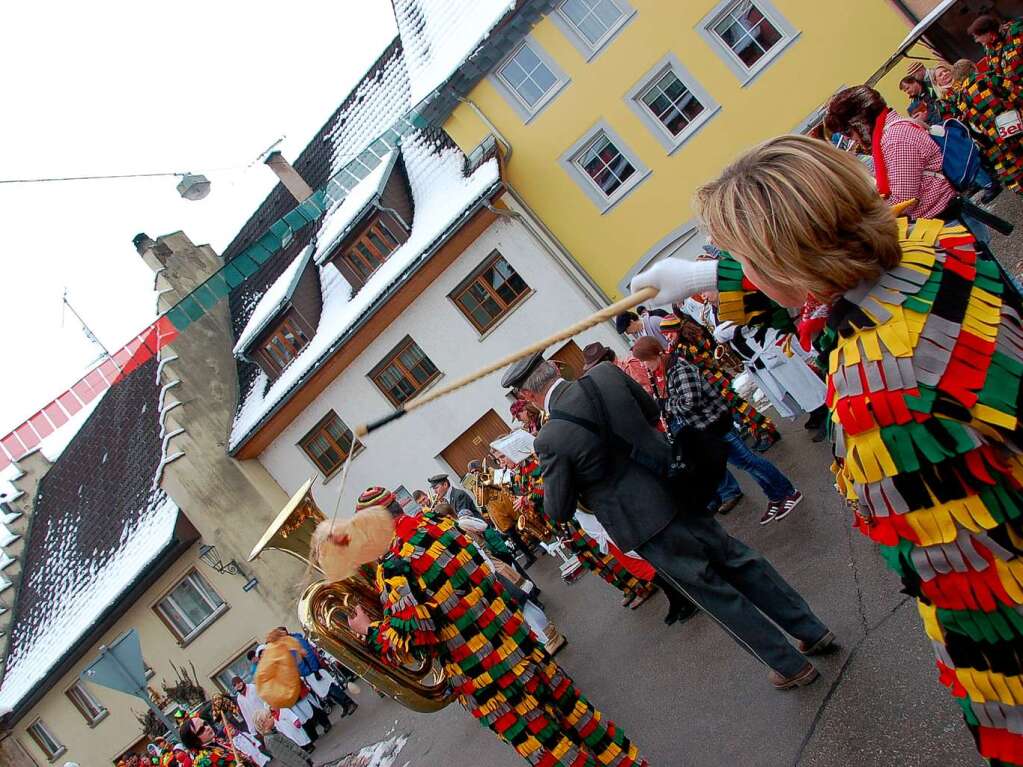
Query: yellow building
xmin=399 ymin=0 xmax=918 ymax=299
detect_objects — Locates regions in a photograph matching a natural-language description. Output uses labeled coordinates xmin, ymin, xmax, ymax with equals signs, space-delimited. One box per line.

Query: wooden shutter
xmin=440 ymin=410 xmax=510 ymax=479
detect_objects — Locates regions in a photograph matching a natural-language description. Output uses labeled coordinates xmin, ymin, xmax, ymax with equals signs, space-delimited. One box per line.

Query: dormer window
xmin=331 ymin=213 xmax=409 ymax=291
xmin=256 ymin=314 xmax=312 ymax=377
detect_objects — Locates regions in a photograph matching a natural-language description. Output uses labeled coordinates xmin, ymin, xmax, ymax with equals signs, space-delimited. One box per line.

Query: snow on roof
xmin=233 ymin=246 xmax=315 ymax=356
xmin=230 ymin=131 xmax=500 ymax=449
xmin=0 ymin=358 xmax=180 ymax=712
xmin=394 ymin=0 xmax=517 ymax=106
xmin=313 ymin=151 xmax=398 ymax=265
xmin=37 ymin=394 xmax=105 ymax=463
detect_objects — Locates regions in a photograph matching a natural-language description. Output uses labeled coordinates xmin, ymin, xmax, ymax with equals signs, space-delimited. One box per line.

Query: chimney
xmin=264 ymin=151 xmax=313 ymax=202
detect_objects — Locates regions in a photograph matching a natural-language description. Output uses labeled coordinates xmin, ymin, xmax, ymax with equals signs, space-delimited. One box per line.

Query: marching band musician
xmin=344 ymin=485 xmax=648 ymax=767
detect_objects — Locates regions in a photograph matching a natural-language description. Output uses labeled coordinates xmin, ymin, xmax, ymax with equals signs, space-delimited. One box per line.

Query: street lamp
xmin=197 ymin=544 xmax=243 ymax=577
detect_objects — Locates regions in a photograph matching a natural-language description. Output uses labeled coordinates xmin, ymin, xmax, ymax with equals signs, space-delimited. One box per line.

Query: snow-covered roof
xmin=0 ymin=358 xmax=181 ymax=714
xmin=313 ymin=150 xmax=398 ymax=265
xmin=231 ymin=131 xmax=500 ymax=449
xmin=233 ymin=245 xmax=314 ymax=356
xmin=393 ymin=0 xmax=518 ymax=106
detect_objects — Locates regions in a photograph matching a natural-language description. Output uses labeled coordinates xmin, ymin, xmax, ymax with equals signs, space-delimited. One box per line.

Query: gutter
xmin=229 ymin=177 xmax=504 ymax=455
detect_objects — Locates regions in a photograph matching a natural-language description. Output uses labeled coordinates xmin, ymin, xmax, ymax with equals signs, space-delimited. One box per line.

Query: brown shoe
xmin=798 ymin=630 xmax=836 ymax=656
xmin=768 ymin=662 xmax=819 ymax=690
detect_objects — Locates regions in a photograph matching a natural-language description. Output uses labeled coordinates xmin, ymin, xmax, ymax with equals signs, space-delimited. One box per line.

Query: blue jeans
xmin=714 ymin=429 xmax=794 ymax=505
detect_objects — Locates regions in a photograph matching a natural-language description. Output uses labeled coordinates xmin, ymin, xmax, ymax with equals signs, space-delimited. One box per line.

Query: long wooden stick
xmin=354 ymin=287 xmax=656 ymax=437
xmin=219 ymin=710 xmax=243 ymax=766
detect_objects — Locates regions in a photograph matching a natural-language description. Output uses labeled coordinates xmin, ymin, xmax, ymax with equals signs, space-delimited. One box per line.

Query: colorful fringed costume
xmin=987 ymin=20 xmax=1023 ymax=85
xmin=366 ymin=513 xmax=646 ymax=767
xmin=717 ymin=220 xmax=1023 ymax=766
xmin=948 ymin=69 xmax=1023 ymax=195
xmin=514 ymin=457 xmax=656 ymax=599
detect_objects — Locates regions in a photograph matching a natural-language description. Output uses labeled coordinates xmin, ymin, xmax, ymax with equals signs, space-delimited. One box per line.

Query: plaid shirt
xmin=879 ymin=110 xmax=956 ymax=218
xmin=663 ymin=353 xmax=730 ymax=433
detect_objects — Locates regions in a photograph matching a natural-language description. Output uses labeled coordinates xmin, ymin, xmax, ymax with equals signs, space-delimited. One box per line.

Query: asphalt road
xmin=304 ymin=414 xmax=985 ymax=767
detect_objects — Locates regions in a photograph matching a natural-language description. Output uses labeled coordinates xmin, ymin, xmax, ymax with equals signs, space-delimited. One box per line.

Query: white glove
xmin=713 ymin=321 xmax=737 ymax=344
xmin=630 ymin=258 xmax=718 ymax=307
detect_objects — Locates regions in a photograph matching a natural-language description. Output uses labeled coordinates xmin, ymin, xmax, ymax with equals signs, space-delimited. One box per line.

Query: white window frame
xmin=625 ymin=52 xmax=721 ymax=154
xmin=559 ymin=120 xmax=650 ymax=213
xmin=620 ymin=219 xmax=704 ymax=297
xmin=26 ymin=719 xmax=65 ymax=762
xmin=155 ymin=570 xmax=227 ymax=643
xmin=211 ymin=641 xmax=259 ymax=692
xmin=697 ymin=0 xmax=799 ymax=86
xmin=66 ymin=680 xmax=108 ymax=726
xmin=552 ymin=0 xmax=636 ymax=61
xmin=490 ymin=37 xmax=570 ymax=123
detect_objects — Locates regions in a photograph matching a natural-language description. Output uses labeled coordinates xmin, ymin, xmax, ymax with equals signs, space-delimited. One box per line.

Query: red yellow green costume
xmin=948 ymin=69 xmax=1023 ymax=195
xmin=717 ymin=220 xmax=1023 ymax=766
xmin=366 ymin=512 xmax=646 ymax=766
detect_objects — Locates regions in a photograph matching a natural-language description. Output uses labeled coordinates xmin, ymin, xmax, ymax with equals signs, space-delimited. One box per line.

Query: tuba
xmin=248 ymin=478 xmax=454 ymax=712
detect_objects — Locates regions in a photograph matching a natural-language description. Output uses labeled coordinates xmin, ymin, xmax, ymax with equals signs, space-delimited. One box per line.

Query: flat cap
xmin=500 ymin=351 xmax=546 ymax=389
xmin=428 ymin=473 xmax=449 ymax=486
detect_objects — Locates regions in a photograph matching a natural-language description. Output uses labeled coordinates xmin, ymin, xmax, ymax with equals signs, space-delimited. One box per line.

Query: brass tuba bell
xmin=248 ymin=478 xmax=455 ymax=712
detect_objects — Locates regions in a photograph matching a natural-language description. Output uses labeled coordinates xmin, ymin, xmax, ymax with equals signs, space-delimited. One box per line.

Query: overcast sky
xmin=0 ymin=0 xmax=398 ymax=435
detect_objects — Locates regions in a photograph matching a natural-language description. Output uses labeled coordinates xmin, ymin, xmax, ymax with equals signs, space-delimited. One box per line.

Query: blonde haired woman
xmin=634 ymin=133 xmax=1023 ymax=766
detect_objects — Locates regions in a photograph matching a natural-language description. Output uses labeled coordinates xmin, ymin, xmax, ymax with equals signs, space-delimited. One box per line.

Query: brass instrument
xmin=248 ymin=478 xmax=455 ymax=713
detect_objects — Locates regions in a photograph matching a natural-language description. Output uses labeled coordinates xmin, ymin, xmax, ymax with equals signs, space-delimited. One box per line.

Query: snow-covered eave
xmin=312 ymin=150 xmax=401 ymax=267
xmin=229 ymin=178 xmax=504 ymax=456
xmin=233 ymin=246 xmax=316 ymax=359
xmin=408 ymin=0 xmax=555 ymax=126
xmin=0 ymin=513 xmax=194 ymax=726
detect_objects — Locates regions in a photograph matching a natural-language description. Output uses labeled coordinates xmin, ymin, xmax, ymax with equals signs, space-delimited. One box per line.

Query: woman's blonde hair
xmin=695 ymin=134 xmax=901 ymax=300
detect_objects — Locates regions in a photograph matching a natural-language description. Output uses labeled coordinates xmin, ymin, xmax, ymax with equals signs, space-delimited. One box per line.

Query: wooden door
xmin=548 ymin=340 xmax=586 ymax=380
xmin=440 ymin=409 xmax=510 ymax=479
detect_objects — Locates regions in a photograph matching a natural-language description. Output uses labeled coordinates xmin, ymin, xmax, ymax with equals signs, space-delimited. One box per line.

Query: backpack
xmin=928 ymin=119 xmax=984 ymax=192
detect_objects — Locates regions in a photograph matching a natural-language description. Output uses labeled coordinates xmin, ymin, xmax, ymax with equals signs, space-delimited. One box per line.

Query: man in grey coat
xmin=428 ymin=473 xmax=480 ymax=518
xmin=503 ymin=353 xmax=834 ymax=689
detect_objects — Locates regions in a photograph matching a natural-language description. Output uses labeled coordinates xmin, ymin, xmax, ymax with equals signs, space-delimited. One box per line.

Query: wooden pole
xmin=219 ymin=710 xmax=243 ymax=766
xmin=354 ymin=287 xmax=657 ymax=437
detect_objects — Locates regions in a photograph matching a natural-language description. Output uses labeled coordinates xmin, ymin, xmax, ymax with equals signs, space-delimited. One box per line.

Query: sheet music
xmin=491 ymin=429 xmax=535 ymax=464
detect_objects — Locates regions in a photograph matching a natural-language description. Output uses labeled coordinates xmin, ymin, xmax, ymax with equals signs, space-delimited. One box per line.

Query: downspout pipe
xmin=455 ymin=95 xmax=513 ymax=163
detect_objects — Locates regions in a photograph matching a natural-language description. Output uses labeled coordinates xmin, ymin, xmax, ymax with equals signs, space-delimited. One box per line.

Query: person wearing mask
xmin=340 ymin=479 xmax=649 ymax=767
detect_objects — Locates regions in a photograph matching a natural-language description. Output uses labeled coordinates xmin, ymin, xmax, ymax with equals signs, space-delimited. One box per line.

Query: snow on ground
xmin=230 ymin=133 xmax=499 ymax=449
xmin=394 ymin=0 xmax=516 ymax=107
xmin=233 ymin=245 xmax=314 ymax=355
xmin=328 ymin=730 xmax=409 ymax=767
xmin=0 ymin=493 xmax=179 ymax=709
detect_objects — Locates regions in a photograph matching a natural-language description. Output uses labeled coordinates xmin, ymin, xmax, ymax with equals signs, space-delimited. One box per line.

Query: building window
xmin=450 ymin=252 xmax=530 ymax=333
xmin=554 ymin=0 xmax=634 ymax=59
xmin=156 ymin=570 xmax=226 ymax=643
xmin=370 ymin=337 xmax=440 ymax=406
xmin=626 ymin=53 xmax=720 ymax=153
xmin=299 ymin=411 xmax=363 ymax=476
xmin=212 ymin=643 xmax=259 ymax=692
xmin=66 ymin=681 xmax=107 ymax=726
xmin=698 ymin=0 xmax=798 ymax=84
xmin=261 ymin=317 xmax=309 ymax=373
xmin=342 ymin=220 xmax=400 ymax=282
xmin=492 ymin=39 xmax=569 ymax=122
xmin=27 ymin=720 xmax=64 ymax=761
xmin=560 ymin=121 xmax=650 ymax=212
